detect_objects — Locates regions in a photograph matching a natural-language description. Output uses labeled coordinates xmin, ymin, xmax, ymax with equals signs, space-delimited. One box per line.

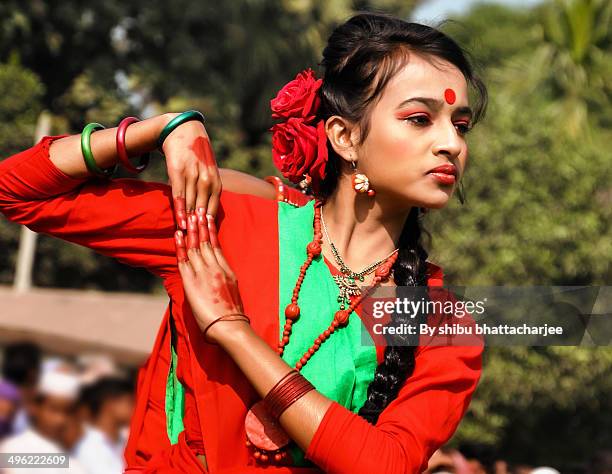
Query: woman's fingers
xmin=198 ymin=215 xmax=221 ymax=268
xmin=167 ymin=158 xmax=187 ymax=230
xmin=207 ymin=175 xmax=222 ymax=218
xmin=199 ymin=238 xmax=218 ymax=268
xmin=207 ymin=214 xmax=220 ymax=249
xmin=195 ymin=163 xmax=212 ymax=215
xmin=185 ymin=164 xmax=199 ymax=214
xmin=199 ymin=139 xmax=221 ymax=217
xmin=207 ymin=215 xmax=234 ymax=276
xmin=172 ymin=195 xmax=187 ymax=231
xmin=186 ymin=214 xmax=199 ymax=250
xmin=190 ymin=135 xmax=215 ymax=214
xmin=174 ymin=230 xmax=189 ymax=265
xmin=213 ymin=245 xmax=235 ymax=279
xmin=186 ymin=214 xmax=207 ymax=274
xmin=206 ymin=215 xmax=237 ymax=280
xmin=196 ymin=207 xmax=210 ymax=243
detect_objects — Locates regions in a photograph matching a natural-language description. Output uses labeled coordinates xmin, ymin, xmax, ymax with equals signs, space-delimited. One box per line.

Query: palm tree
xmin=496 ymin=0 xmax=611 ymax=137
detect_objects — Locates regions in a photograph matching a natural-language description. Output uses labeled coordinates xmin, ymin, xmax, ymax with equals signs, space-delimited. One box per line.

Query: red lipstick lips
xmin=427 ymin=163 xmax=457 ymax=185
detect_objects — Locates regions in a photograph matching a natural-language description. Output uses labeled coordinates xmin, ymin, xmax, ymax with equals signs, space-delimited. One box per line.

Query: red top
xmin=0 ymin=136 xmax=483 ymax=473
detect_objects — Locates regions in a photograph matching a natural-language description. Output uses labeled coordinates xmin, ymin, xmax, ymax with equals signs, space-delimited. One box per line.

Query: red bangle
xmin=116 ymin=117 xmax=150 ymax=174
xmin=202 ymin=313 xmax=251 ymax=345
xmin=263 ymin=371 xmax=315 ymax=420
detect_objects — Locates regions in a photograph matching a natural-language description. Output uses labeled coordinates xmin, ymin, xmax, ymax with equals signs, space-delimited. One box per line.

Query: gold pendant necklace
xmin=321 ymin=205 xmax=398 ymax=310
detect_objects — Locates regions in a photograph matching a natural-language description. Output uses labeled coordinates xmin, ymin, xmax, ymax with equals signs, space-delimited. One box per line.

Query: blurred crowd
xmin=0 ymin=341 xmax=610 ymax=474
xmin=0 ymin=342 xmax=134 ymax=473
xmin=424 ymin=442 xmax=612 ymax=474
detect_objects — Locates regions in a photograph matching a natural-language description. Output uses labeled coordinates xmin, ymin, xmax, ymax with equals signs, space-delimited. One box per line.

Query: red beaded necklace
xmin=244 ymin=198 xmax=399 ymax=465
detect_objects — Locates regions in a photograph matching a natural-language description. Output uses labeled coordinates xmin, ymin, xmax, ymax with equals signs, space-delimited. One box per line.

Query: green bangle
xmin=157 ymin=110 xmax=205 ymax=151
xmin=81 ymin=123 xmax=118 ymax=178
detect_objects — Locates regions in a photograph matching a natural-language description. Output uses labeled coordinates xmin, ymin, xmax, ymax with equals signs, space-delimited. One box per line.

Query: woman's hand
xmin=174 ymin=211 xmax=247 ymax=343
xmin=162 ymin=115 xmax=222 ymax=230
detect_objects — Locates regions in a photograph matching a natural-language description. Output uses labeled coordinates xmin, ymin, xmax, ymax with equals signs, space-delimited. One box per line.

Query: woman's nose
xmin=431 ymin=122 xmax=462 ymax=158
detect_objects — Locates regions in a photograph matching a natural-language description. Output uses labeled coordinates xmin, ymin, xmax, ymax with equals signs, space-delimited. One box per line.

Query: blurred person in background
xmin=1 ymin=342 xmax=41 ymax=435
xmin=423 ymin=447 xmax=459 ymax=473
xmin=511 ymin=465 xmax=534 ymax=474
xmin=459 ymin=442 xmax=495 ymax=474
xmin=74 ymin=376 xmax=134 ymax=474
xmin=492 ymin=459 xmax=509 ymax=474
xmin=77 ymin=354 xmax=119 ymax=386
xmin=0 ymin=365 xmax=86 ymax=473
xmin=0 ymin=380 xmax=20 ymax=439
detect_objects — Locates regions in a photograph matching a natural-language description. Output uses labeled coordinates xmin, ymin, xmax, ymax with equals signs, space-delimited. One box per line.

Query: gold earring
xmin=350 ymin=160 xmax=376 ymax=197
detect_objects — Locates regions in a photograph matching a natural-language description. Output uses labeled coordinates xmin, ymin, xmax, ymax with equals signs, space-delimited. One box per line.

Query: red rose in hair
xmin=271 ymin=118 xmax=321 ymax=184
xmin=270 ymin=68 xmax=322 ymax=122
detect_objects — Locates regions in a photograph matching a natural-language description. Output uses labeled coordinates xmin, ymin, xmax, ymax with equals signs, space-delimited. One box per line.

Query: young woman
xmin=0 ymin=12 xmax=486 ymax=473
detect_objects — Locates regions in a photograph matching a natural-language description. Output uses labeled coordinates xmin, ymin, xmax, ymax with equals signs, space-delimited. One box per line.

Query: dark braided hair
xmin=313 ymin=12 xmax=488 ymax=425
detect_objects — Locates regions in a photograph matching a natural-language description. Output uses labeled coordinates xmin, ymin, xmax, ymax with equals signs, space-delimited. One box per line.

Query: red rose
xmin=271 ymin=117 xmax=327 ymax=185
xmin=270 ymin=68 xmax=322 ymax=122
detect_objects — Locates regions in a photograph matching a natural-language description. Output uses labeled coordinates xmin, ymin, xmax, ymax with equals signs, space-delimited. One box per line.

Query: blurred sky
xmin=411 ymin=0 xmax=543 ymax=22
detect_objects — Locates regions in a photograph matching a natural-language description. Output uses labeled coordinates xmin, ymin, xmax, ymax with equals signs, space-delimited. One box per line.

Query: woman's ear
xmin=324 ymin=116 xmax=359 ymax=163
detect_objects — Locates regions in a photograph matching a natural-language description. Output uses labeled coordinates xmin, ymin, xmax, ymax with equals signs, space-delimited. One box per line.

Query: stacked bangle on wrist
xmin=202 ymin=312 xmax=251 ymax=345
xmin=263 ymin=370 xmax=315 ymax=420
xmin=81 ymin=123 xmax=118 ymax=178
xmin=157 ymin=110 xmax=206 ymax=152
xmin=116 ymin=117 xmax=150 ymax=174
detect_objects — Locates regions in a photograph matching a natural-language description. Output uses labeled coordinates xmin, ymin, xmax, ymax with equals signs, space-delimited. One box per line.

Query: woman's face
xmin=356 ymin=53 xmax=472 ymax=210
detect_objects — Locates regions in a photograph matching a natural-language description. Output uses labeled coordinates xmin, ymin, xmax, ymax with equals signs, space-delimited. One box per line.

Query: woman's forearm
xmin=48 ymin=113 xmax=177 ymax=179
xmin=47 ymin=115 xmax=279 ymax=201
xmin=214 ymin=323 xmax=334 ymax=452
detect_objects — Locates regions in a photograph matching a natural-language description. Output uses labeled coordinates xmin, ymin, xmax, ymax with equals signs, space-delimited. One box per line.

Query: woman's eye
xmin=454 ymin=122 xmax=472 ymax=135
xmin=406 ymin=115 xmax=431 ymax=126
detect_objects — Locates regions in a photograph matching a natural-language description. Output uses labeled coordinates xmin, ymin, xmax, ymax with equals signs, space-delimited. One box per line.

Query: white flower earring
xmin=350 ymin=160 xmax=375 ymax=197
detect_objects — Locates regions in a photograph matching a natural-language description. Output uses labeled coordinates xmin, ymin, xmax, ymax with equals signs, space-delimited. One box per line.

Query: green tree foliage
xmin=0 ymin=59 xmax=44 ymax=284
xmin=0 ymin=57 xmax=44 ymax=155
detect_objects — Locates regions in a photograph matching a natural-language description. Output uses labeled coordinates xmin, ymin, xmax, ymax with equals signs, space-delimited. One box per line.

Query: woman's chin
xmin=417 ymin=190 xmax=453 ymax=209
xmin=379 ymin=187 xmax=452 ymax=210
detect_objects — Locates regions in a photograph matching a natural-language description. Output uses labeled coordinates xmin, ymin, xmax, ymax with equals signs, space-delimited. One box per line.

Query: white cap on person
xmin=37 ymin=369 xmax=81 ymax=400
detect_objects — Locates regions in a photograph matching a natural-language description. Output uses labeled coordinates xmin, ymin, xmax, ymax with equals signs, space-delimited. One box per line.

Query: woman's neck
xmin=320 ymin=179 xmax=410 ymax=275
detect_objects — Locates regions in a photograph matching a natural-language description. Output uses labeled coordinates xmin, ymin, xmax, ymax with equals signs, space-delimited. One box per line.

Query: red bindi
xmin=444 ymin=88 xmax=456 ymax=105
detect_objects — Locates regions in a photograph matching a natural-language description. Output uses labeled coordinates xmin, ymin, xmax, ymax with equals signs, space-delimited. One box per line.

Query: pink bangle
xmin=116 ymin=117 xmax=150 ymax=174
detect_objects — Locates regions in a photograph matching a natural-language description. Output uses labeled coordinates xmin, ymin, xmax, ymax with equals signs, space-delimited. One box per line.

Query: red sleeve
xmin=0 ymin=135 xmax=177 ymax=278
xmin=304 ymin=266 xmax=483 ymax=474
